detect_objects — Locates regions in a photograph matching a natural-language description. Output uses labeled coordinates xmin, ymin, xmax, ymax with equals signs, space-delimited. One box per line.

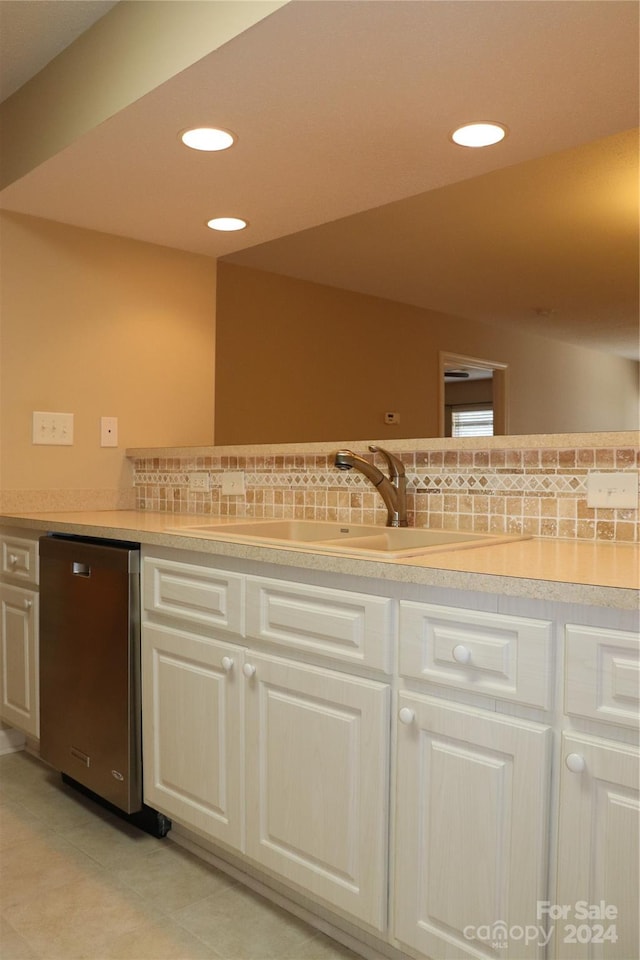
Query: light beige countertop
xmin=1 ymin=510 xmax=638 ymax=609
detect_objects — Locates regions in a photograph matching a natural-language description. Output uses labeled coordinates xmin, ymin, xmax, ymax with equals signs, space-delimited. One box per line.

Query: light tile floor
xmin=0 ymin=752 xmax=363 ymax=960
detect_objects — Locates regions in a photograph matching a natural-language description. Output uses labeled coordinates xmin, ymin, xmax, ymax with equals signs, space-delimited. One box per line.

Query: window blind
xmin=451 ymin=406 xmax=494 ymax=438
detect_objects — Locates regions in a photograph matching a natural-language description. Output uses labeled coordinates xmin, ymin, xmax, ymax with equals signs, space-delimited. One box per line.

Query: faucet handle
xmin=368 ymin=445 xmax=405 ymax=478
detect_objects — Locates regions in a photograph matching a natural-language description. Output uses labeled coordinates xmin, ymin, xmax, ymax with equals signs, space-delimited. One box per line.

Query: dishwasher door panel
xmin=39 ymin=536 xmax=141 ymax=813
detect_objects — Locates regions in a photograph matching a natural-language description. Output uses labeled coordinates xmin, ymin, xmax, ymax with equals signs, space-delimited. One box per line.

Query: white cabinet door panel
xmin=0 ymin=584 xmax=39 ymax=737
xmin=142 ymin=623 xmax=243 ymax=849
xmin=394 ymin=691 xmax=550 ymax=960
xmin=244 ymin=652 xmax=389 ymax=929
xmin=556 ymin=734 xmax=639 ymax=959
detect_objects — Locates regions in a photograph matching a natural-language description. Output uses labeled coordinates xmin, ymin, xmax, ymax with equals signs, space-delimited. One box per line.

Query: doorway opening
xmin=438 ymin=352 xmax=509 ymax=438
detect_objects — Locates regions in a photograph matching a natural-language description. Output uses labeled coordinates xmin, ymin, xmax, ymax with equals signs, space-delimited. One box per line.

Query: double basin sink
xmin=171 ymin=519 xmax=524 ymax=559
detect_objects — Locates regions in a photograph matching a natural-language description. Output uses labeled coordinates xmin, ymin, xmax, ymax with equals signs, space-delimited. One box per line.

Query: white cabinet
xmin=245 ymin=576 xmax=393 ymax=672
xmin=555 ymin=733 xmax=639 ymax=960
xmin=139 ymin=548 xmax=638 ymax=956
xmin=141 ymin=550 xmax=391 ymax=930
xmin=399 ymin=601 xmax=552 ymax=708
xmin=0 ymin=530 xmax=40 ymax=738
xmin=0 ymin=584 xmax=39 ymax=737
xmin=244 ymin=651 xmax=389 ymax=929
xmin=393 ymin=599 xmax=553 ymax=960
xmin=142 ymin=622 xmax=244 ymax=848
xmin=553 ymin=622 xmax=640 ymax=959
xmin=142 ymin=555 xmax=243 ymax=635
xmin=393 ymin=691 xmax=550 ymax=960
xmin=1 ymin=533 xmax=39 ymax=584
xmin=142 ymin=552 xmax=246 ymax=845
xmin=564 ymin=625 xmax=639 ymax=729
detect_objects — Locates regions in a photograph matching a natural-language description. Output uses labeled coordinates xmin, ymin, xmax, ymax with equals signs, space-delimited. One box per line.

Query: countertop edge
xmin=1 ymin=511 xmax=638 ymax=610
xmin=124 ymin=430 xmax=640 ymax=459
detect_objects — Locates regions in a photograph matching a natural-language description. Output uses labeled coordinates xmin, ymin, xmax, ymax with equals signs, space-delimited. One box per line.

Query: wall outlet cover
xmin=189 ymin=472 xmax=210 ymax=492
xmin=222 ymin=471 xmax=246 ymax=496
xmin=100 ymin=416 xmax=118 ymax=447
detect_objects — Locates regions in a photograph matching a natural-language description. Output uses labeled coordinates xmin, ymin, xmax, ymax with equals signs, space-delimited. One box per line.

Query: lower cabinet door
xmin=0 ymin=583 xmax=39 ymax=737
xmin=393 ymin=691 xmax=551 ymax=960
xmin=556 ymin=733 xmax=639 ymax=960
xmin=244 ymin=651 xmax=390 ymax=930
xmin=142 ymin=623 xmax=244 ymax=849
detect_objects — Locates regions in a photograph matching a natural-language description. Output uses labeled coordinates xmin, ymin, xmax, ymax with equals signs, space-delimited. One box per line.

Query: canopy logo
xmin=463 ymin=923 xmax=553 ymax=950
xmin=463 ymin=902 xmax=619 ymax=950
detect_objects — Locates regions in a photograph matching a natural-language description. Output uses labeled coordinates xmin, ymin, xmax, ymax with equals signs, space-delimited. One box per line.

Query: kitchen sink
xmin=170 ymin=519 xmax=524 ymax=559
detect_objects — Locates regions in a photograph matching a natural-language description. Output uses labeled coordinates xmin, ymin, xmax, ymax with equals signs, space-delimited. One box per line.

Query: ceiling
xmin=0 ymin=0 xmax=638 ymax=359
xmin=0 ymin=0 xmax=118 ymax=102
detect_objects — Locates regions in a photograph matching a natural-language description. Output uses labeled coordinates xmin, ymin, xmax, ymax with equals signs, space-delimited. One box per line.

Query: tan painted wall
xmin=0 ymin=212 xmax=216 ymax=496
xmin=445 ymin=379 xmax=493 ymax=407
xmin=214 ymin=263 xmax=639 ymax=443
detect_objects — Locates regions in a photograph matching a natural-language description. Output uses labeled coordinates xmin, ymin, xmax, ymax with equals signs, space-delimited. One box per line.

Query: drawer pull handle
xmin=399 ymin=707 xmax=415 ymax=725
xmin=243 ymin=663 xmax=256 ymax=679
xmin=452 ymin=644 xmax=472 ymax=664
xmin=566 ymin=753 xmax=586 ymax=774
xmin=221 ymin=656 xmax=234 ymax=673
xmin=8 ymin=554 xmax=18 ymax=566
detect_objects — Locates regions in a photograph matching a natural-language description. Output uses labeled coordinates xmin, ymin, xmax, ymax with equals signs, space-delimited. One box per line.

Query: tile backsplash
xmin=131 ymin=436 xmax=639 ymax=543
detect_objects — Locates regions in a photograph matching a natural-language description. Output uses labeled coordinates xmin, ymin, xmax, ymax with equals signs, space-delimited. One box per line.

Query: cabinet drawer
xmin=399 ymin=601 xmax=552 ymax=708
xmin=1 ymin=534 xmax=39 ymax=586
xmin=246 ymin=577 xmax=393 ymax=672
xmin=142 ymin=556 xmax=243 ymax=636
xmin=565 ymin=624 xmax=640 ymax=729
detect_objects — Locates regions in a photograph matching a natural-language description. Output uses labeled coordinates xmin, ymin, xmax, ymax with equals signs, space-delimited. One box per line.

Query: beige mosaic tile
xmin=130 ymin=442 xmax=639 ymax=543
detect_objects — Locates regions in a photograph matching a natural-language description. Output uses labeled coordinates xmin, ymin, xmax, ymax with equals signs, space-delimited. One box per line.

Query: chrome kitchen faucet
xmin=333 ymin=445 xmax=408 ymax=527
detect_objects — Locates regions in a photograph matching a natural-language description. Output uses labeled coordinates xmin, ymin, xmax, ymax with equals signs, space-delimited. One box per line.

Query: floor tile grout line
xmin=1 ymin=752 xmax=361 ymax=960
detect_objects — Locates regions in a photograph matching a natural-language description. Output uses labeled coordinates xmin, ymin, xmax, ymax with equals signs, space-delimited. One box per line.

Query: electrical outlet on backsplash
xmin=130 ymin=434 xmax=639 ymax=544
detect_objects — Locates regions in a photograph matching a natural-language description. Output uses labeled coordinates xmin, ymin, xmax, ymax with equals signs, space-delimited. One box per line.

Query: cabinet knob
xmin=221 ymin=656 xmax=234 ymax=673
xmin=24 ymin=599 xmax=32 ymax=610
xmin=565 ymin=753 xmax=586 ymax=774
xmin=9 ymin=554 xmax=18 ymax=566
xmin=243 ymin=663 xmax=256 ymax=679
xmin=452 ymin=644 xmax=471 ymax=664
xmin=398 ymin=707 xmax=415 ymax=725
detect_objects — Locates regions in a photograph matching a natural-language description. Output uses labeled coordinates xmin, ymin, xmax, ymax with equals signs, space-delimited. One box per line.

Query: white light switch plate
xmin=32 ymin=411 xmax=74 ymax=445
xmin=222 ymin=471 xmax=246 ymax=496
xmin=586 ymin=472 xmax=638 ymax=509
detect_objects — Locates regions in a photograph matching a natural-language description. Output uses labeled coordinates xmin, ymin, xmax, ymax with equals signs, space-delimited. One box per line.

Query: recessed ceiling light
xmin=181 ymin=127 xmax=235 ymax=151
xmin=450 ymin=122 xmax=507 ymax=148
xmin=207 ymin=217 xmax=247 ymax=232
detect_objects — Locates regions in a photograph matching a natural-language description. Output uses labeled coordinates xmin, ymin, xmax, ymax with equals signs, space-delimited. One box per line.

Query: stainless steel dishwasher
xmin=39 ymin=534 xmax=170 ymax=836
